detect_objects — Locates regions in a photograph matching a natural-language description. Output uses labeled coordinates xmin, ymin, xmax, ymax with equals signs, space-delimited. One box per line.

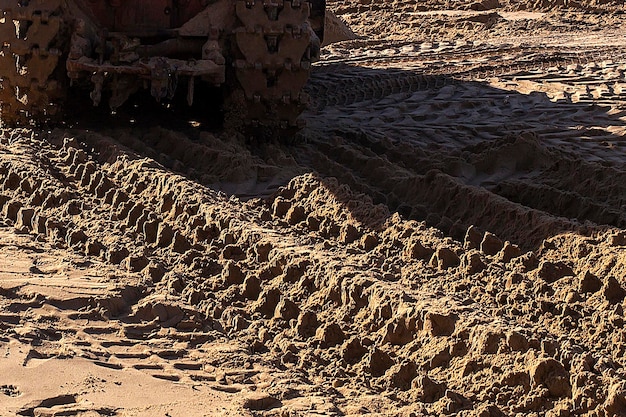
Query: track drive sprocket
xmin=231 ymin=0 xmax=317 ymax=133
xmin=0 ymin=0 xmax=67 ymax=127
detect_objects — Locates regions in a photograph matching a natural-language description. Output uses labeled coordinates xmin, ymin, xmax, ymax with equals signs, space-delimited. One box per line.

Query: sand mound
xmin=324 ymin=11 xmax=359 ymax=46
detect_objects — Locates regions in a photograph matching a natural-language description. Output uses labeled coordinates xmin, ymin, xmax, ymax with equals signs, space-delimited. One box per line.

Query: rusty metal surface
xmin=232 ymin=0 xmax=319 ymax=128
xmin=0 ymin=0 xmax=322 ymax=131
xmin=309 ymin=0 xmax=325 ymax=42
xmin=0 ymin=0 xmax=65 ymax=126
xmin=66 ymin=22 xmax=226 ymax=110
xmin=76 ymin=0 xmax=208 ymax=32
xmin=66 ymin=57 xmax=224 ymax=81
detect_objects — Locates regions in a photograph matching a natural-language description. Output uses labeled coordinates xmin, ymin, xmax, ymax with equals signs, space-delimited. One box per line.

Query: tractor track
xmin=308 ymin=42 xmax=626 ymax=110
xmin=298 ymin=38 xmax=626 ymax=249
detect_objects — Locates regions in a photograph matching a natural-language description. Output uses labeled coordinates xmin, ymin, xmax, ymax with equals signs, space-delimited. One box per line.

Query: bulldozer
xmin=0 ymin=0 xmax=325 ymax=130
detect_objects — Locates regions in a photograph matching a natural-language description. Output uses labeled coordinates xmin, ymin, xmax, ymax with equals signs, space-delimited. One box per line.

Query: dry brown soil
xmin=2 ymin=0 xmax=626 ymax=416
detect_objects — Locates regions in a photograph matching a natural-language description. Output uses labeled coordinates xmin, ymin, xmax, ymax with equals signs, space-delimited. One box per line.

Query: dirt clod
xmin=530 ymin=358 xmax=571 ymax=398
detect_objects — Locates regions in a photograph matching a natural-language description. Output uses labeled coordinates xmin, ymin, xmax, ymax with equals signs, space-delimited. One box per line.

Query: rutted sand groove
xmin=310 ymin=43 xmax=626 ymax=111
xmin=1 ymin=126 xmax=626 ymax=415
xmin=301 ymin=40 xmax=626 ymax=249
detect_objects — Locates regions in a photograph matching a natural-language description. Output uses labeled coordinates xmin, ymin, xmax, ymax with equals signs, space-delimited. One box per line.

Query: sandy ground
xmin=2 ymin=0 xmax=626 ymax=416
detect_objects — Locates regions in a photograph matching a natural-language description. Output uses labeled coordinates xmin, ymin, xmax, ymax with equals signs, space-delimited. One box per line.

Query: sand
xmin=2 ymin=0 xmax=626 ymax=416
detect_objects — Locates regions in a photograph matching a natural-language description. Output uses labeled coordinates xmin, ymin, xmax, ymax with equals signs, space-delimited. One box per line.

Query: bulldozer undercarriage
xmin=0 ymin=0 xmax=65 ymax=126
xmin=0 ymin=0 xmax=321 ymax=132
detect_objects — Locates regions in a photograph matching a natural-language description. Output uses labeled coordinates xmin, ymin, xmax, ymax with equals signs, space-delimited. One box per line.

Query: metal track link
xmin=0 ymin=0 xmax=65 ymax=127
xmin=232 ymin=0 xmax=315 ymax=130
